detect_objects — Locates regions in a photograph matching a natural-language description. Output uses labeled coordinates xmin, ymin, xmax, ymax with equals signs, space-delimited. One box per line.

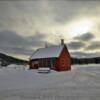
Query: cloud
xmin=0 ymin=30 xmax=51 ymax=56
xmin=0 ymin=0 xmax=100 ymax=59
xmin=67 ymin=41 xmax=85 ymax=50
xmin=0 ymin=46 xmax=32 ymax=56
xmin=70 ymin=52 xmax=88 ymax=58
xmin=0 ymin=30 xmax=33 ymax=55
xmin=74 ymin=32 xmax=94 ymax=41
xmin=48 ymin=0 xmax=100 ymax=24
xmin=28 ymin=32 xmax=47 ymax=45
xmin=0 ymin=0 xmax=100 ymax=37
xmin=0 ymin=30 xmax=27 ymax=47
xmin=85 ymin=41 xmax=100 ymax=50
xmin=27 ymin=31 xmax=54 ymax=49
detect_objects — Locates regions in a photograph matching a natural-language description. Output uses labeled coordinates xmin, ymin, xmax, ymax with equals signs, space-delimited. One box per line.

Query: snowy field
xmin=0 ymin=64 xmax=100 ymax=100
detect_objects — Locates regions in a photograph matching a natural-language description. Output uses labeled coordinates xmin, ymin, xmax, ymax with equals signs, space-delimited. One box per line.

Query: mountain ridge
xmin=0 ymin=52 xmax=28 ymax=66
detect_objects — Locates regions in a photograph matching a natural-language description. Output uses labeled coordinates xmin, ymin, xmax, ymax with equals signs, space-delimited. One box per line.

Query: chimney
xmin=61 ymin=39 xmax=64 ymax=45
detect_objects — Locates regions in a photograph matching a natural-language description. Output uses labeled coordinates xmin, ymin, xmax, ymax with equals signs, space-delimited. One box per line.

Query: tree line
xmin=71 ymin=57 xmax=100 ymax=65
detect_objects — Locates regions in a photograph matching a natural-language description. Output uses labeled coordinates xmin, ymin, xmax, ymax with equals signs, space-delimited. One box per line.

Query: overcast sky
xmin=0 ymin=0 xmax=100 ymax=59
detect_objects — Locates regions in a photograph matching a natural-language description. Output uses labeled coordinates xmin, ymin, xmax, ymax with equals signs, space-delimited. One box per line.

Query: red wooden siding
xmin=55 ymin=46 xmax=71 ymax=71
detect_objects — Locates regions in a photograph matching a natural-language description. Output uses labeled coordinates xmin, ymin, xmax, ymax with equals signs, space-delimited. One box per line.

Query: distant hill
xmin=0 ymin=53 xmax=28 ymax=66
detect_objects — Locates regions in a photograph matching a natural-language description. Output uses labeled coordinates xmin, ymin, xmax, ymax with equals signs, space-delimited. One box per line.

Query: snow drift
xmin=0 ymin=64 xmax=100 ymax=100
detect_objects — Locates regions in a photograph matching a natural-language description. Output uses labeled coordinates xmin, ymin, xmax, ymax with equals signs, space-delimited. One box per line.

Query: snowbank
xmin=0 ymin=64 xmax=100 ymax=100
xmin=72 ymin=64 xmax=100 ymax=73
xmin=7 ymin=64 xmax=29 ymax=70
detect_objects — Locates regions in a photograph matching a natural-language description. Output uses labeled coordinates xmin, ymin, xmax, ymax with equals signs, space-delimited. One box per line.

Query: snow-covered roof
xmin=30 ymin=45 xmax=64 ymax=59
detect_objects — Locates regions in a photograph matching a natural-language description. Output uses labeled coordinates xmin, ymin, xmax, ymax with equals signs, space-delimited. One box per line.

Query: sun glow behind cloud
xmin=67 ymin=18 xmax=93 ymax=37
xmin=51 ymin=18 xmax=94 ymax=43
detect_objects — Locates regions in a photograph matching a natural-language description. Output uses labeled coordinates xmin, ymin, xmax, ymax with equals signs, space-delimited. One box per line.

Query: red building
xmin=29 ymin=40 xmax=71 ymax=71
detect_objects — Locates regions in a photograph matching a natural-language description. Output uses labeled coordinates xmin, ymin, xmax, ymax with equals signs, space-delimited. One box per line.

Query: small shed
xmin=29 ymin=40 xmax=71 ymax=71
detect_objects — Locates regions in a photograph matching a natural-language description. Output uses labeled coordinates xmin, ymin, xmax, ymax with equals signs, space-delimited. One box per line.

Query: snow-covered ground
xmin=0 ymin=64 xmax=100 ymax=100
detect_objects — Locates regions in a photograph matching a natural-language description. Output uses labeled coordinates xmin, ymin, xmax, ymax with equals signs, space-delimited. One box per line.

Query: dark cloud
xmin=0 ymin=0 xmax=100 ymax=32
xmin=29 ymin=32 xmax=47 ymax=41
xmin=0 ymin=30 xmax=49 ymax=56
xmin=27 ymin=32 xmax=48 ymax=48
xmin=0 ymin=30 xmax=27 ymax=47
xmin=48 ymin=0 xmax=100 ymax=24
xmin=49 ymin=0 xmax=83 ymax=24
xmin=86 ymin=41 xmax=100 ymax=50
xmin=67 ymin=41 xmax=85 ymax=50
xmin=0 ymin=30 xmax=32 ymax=55
xmin=74 ymin=32 xmax=94 ymax=41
